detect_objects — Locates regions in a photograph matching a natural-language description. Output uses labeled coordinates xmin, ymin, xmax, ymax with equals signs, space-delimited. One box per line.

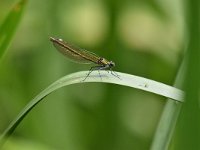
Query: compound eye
xmin=110 ymin=61 xmax=115 ymax=67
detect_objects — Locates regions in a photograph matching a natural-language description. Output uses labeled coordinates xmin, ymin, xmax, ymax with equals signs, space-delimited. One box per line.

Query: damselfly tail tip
xmin=50 ymin=37 xmax=64 ymax=43
xmin=49 ymin=37 xmax=55 ymax=42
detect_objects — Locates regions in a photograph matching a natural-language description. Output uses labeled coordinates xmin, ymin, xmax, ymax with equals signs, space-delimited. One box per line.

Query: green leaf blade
xmin=0 ymin=0 xmax=27 ymax=59
xmin=0 ymin=71 xmax=184 ymax=148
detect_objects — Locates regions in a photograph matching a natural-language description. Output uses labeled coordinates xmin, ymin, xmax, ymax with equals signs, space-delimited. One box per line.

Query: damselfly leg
xmin=110 ymin=69 xmax=121 ymax=80
xmin=82 ymin=66 xmax=121 ymax=81
xmin=83 ymin=65 xmax=103 ymax=81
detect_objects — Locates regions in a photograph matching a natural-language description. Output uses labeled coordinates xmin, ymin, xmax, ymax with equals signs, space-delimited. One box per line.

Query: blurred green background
xmin=0 ymin=0 xmax=184 ymax=149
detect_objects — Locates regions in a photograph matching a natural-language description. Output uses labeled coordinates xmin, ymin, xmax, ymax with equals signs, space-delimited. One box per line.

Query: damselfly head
xmin=109 ymin=61 xmax=115 ymax=68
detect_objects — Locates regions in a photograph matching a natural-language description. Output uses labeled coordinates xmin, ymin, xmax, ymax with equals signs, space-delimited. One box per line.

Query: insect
xmin=50 ymin=37 xmax=120 ymax=81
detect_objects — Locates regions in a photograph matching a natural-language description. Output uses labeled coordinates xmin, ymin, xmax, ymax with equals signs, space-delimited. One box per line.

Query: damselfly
xmin=50 ymin=37 xmax=120 ymax=81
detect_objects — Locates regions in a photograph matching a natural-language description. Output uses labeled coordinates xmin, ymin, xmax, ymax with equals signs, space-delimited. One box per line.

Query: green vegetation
xmin=0 ymin=0 xmax=198 ymax=150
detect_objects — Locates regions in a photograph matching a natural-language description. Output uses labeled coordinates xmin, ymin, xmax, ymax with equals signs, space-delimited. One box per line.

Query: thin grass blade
xmin=0 ymin=71 xmax=184 ymax=147
xmin=0 ymin=0 xmax=27 ymax=59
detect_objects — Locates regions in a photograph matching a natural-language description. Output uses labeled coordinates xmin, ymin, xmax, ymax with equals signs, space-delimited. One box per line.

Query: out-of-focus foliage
xmin=172 ymin=0 xmax=200 ymax=150
xmin=0 ymin=0 xmax=27 ymax=59
xmin=0 ymin=0 xmax=184 ymax=149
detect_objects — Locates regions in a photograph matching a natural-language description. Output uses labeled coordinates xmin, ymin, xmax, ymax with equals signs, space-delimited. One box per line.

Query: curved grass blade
xmin=0 ymin=0 xmax=27 ymax=59
xmin=150 ymin=61 xmax=185 ymax=150
xmin=0 ymin=71 xmax=184 ymax=147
